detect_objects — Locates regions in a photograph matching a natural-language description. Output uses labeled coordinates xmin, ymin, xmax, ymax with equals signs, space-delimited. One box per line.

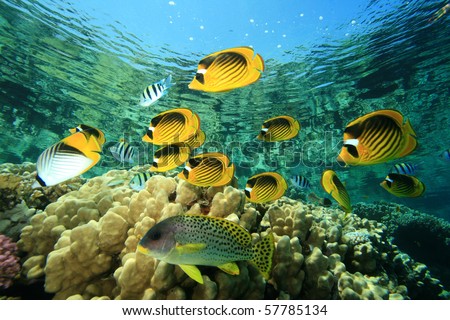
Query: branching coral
xmin=0 ymin=234 xmax=20 ymax=289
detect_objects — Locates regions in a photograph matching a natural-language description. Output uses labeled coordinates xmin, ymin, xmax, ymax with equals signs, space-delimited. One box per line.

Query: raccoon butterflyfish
xmin=150 ymin=143 xmax=191 ymax=172
xmin=129 ymin=171 xmax=153 ymax=191
xmin=183 ymin=128 xmax=206 ymax=150
xmin=320 ymin=169 xmax=352 ymax=213
xmin=140 ymin=74 xmax=174 ymax=107
xmin=291 ymin=175 xmax=311 ymax=189
xmin=109 ymin=139 xmax=137 ymax=164
xmin=257 ymin=115 xmax=300 ymax=142
xmin=380 ymin=173 xmax=425 ymax=198
xmin=142 ymin=108 xmax=200 ymax=145
xmin=337 ymin=109 xmax=417 ymax=166
xmin=188 ymin=46 xmax=264 ymax=93
xmin=177 ymin=152 xmax=235 ymax=187
xmin=137 ymin=214 xmax=274 ymax=284
xmin=33 ymin=125 xmax=105 ymax=188
xmin=244 ymin=172 xmax=288 ymax=204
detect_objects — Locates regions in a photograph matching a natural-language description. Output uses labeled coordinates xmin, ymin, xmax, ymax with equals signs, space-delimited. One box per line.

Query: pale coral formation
xmin=271 ymin=235 xmax=305 ymax=298
xmin=6 ymin=167 xmax=447 ymax=300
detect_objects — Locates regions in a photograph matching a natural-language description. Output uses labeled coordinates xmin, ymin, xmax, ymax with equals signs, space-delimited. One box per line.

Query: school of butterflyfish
xmin=32 ymin=46 xmax=446 ymax=284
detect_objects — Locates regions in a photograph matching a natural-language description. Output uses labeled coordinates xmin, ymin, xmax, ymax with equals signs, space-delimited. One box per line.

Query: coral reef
xmin=353 ymin=201 xmax=450 ymax=290
xmin=0 ymin=234 xmax=20 ymax=289
xmin=0 ymin=162 xmax=84 ymax=241
xmin=0 ymin=165 xmax=445 ymax=300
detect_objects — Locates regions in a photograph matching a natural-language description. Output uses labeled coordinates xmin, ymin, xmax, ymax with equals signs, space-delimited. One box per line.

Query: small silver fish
xmin=139 ymin=74 xmax=174 ymax=107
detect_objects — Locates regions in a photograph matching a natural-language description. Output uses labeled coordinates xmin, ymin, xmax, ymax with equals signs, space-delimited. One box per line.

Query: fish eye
xmin=195 ymin=72 xmax=205 ymax=84
xmin=150 ymin=231 xmax=161 ymax=241
xmin=344 ymin=144 xmax=359 ymax=158
xmin=146 ymin=129 xmax=154 ymax=140
xmin=188 ymin=158 xmax=202 ymax=167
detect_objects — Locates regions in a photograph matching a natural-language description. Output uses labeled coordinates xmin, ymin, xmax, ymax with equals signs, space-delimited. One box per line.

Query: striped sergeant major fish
xmin=140 ymin=74 xmax=174 ymax=107
xmin=129 ymin=171 xmax=153 ymax=191
xmin=109 ymin=139 xmax=137 ymax=164
xmin=291 ymin=175 xmax=311 ymax=189
xmin=389 ymin=162 xmax=420 ymax=175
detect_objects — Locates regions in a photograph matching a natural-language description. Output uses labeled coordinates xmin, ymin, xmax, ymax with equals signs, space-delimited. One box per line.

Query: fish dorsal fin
xmin=378 ymin=109 xmax=404 ymax=125
xmin=86 ymin=135 xmax=103 ymax=152
xmin=175 ymin=242 xmax=206 ymax=254
xmin=178 ymin=264 xmax=204 ymax=284
xmin=217 ymin=262 xmax=240 ymax=275
xmin=343 ymin=121 xmax=365 ymax=140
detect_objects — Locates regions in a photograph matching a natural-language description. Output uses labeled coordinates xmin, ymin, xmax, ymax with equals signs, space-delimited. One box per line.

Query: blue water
xmin=0 ymin=0 xmax=449 ymax=219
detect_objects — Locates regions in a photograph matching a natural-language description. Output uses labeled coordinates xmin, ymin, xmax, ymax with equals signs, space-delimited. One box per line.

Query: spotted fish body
xmin=137 ymin=214 xmax=274 ymax=284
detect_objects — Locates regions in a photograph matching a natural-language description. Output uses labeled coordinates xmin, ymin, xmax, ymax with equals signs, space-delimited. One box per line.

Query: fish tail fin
xmin=164 ymin=74 xmax=174 ymax=89
xmin=32 ymin=180 xmax=42 ymax=189
xmin=253 ymin=53 xmax=265 ymax=72
xmin=251 ymin=232 xmax=274 ymax=280
xmin=398 ymin=119 xmax=418 ymax=157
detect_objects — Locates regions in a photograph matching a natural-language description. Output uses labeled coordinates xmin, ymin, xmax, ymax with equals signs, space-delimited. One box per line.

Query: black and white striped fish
xmin=389 ymin=162 xmax=420 ymax=175
xmin=109 ymin=139 xmax=137 ymax=164
xmin=129 ymin=172 xmax=153 ymax=191
xmin=139 ymin=74 xmax=174 ymax=107
xmin=291 ymin=175 xmax=311 ymax=189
